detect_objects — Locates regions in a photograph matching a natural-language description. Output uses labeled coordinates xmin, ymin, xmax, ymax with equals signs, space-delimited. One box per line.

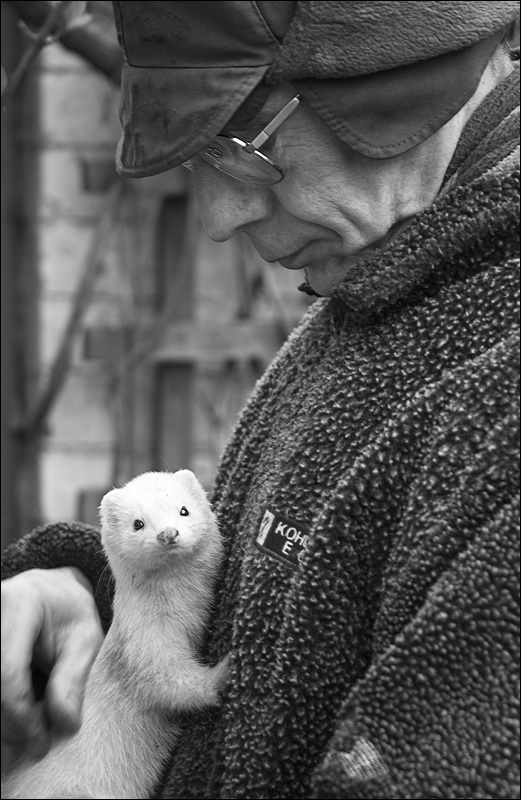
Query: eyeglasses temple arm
xmin=248 ymin=95 xmax=301 ymax=151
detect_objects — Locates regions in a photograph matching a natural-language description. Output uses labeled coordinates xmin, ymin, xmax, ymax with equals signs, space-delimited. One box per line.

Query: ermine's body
xmin=2 ymin=470 xmax=228 ymax=800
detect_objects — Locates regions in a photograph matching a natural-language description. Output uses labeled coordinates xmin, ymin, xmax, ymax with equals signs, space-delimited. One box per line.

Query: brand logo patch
xmin=255 ymin=509 xmax=309 ymax=569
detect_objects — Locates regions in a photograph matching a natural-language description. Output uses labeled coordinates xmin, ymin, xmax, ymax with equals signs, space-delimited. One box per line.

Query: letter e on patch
xmin=255 ymin=508 xmax=309 ymax=569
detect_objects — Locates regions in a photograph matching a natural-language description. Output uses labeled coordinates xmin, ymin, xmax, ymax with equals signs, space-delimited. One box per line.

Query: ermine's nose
xmin=157 ymin=528 xmax=179 ymax=546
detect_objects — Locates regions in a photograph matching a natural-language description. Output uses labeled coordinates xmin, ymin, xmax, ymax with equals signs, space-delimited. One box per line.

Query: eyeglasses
xmin=183 ymin=94 xmax=301 ymax=186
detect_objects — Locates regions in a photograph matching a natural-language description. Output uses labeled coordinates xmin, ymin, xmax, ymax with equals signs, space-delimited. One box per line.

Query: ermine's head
xmin=99 ymin=470 xmax=220 ymax=571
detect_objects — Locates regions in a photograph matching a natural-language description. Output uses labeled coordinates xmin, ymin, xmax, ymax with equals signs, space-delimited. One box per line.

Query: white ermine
xmin=2 ymin=470 xmax=229 ymax=799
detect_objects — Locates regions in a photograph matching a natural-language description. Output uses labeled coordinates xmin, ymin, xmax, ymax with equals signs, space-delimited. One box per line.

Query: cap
xmin=112 ymin=1 xmax=295 ymax=177
xmin=113 ymin=1 xmax=520 ymax=176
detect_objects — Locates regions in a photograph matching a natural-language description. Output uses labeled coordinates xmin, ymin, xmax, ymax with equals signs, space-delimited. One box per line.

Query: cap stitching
xmin=124 ymin=62 xmax=274 ymax=71
xmin=249 ymin=0 xmax=284 ymax=46
xmin=298 ymin=83 xmax=484 ymax=156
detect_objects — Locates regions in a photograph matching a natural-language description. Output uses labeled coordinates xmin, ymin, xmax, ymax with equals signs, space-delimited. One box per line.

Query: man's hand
xmin=1 ymin=567 xmax=104 ymax=764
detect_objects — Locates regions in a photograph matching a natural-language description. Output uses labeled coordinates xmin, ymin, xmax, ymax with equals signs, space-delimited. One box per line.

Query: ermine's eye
xmin=133 ymin=519 xmax=145 ymax=530
xmin=180 ymin=506 xmax=189 ymax=516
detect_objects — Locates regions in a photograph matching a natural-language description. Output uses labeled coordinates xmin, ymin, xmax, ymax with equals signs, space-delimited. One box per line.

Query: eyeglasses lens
xmin=199 ymin=136 xmax=283 ymax=185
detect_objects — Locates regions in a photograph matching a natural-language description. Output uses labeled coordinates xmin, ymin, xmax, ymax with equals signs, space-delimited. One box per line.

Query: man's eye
xmin=180 ymin=507 xmax=189 ymax=517
xmin=133 ymin=519 xmax=145 ymax=530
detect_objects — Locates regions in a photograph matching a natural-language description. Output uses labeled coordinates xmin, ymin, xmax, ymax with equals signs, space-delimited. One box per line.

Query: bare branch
xmin=6 ymin=1 xmax=123 ymax=85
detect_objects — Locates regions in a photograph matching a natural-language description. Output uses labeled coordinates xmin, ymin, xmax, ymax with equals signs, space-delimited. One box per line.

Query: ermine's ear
xmin=175 ymin=470 xmax=207 ymax=503
xmin=99 ymin=487 xmax=123 ymax=528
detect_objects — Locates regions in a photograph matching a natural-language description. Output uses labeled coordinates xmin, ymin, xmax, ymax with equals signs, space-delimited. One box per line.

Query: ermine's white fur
xmin=2 ymin=470 xmax=228 ymax=799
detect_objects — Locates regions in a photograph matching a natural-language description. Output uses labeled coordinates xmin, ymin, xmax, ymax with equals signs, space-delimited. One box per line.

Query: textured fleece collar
xmin=319 ymin=67 xmax=520 ymax=323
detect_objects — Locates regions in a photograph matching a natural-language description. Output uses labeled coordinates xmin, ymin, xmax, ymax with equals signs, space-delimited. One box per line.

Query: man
xmin=2 ymin=2 xmax=519 ymax=797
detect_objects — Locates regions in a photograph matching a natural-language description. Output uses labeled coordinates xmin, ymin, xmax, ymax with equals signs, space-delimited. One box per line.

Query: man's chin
xmin=304 ymin=268 xmax=337 ymax=298
xmin=303 ymin=245 xmax=375 ymax=297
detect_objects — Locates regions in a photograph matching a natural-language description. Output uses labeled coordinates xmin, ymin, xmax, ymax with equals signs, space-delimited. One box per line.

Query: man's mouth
xmin=276 ymin=239 xmax=350 ymax=271
xmin=277 ymin=250 xmax=306 ymax=270
xmin=255 ymin=244 xmax=306 ymax=267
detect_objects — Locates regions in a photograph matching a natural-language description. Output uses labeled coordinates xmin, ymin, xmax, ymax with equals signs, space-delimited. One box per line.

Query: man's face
xmin=189 ymin=84 xmax=429 ymax=297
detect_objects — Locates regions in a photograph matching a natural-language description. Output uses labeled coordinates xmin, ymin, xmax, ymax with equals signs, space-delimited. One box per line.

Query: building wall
xmin=1 ymin=3 xmax=24 ymax=548
xmin=15 ymin=40 xmax=310 ymax=530
xmin=20 ymin=41 xmax=120 ymax=524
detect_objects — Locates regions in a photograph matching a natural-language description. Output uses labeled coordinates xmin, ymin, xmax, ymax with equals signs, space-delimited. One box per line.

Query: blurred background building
xmin=1 ymin=1 xmax=311 ymax=547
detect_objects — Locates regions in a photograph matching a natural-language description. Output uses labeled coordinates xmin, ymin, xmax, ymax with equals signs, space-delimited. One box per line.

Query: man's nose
xmin=157 ymin=528 xmax=179 ymax=546
xmin=193 ymin=164 xmax=273 ymax=242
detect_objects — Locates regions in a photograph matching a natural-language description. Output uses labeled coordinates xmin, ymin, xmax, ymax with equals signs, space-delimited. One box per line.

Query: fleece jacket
xmin=2 ymin=67 xmax=520 ymax=800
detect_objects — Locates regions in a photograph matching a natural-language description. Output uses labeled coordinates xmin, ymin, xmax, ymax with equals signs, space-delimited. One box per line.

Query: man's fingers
xmin=44 ymin=618 xmax=104 ymax=734
xmin=0 ymin=686 xmax=50 ymax=762
xmin=0 ymin=579 xmax=49 ymax=752
xmin=2 ymin=567 xmax=104 ymax=752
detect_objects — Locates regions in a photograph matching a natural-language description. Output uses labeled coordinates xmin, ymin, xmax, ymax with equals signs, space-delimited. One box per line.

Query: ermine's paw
xmin=172 ymin=654 xmax=232 ymax=713
xmin=213 ymin=653 xmax=231 ymax=693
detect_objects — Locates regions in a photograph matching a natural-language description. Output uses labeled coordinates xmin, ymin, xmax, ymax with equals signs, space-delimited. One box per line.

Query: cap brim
xmin=295 ymin=31 xmax=506 ymax=159
xmin=115 ymin=63 xmax=270 ymax=178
